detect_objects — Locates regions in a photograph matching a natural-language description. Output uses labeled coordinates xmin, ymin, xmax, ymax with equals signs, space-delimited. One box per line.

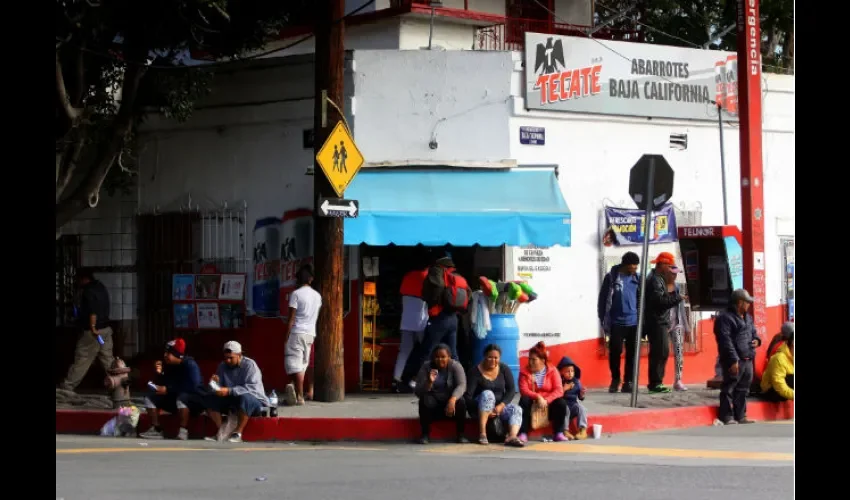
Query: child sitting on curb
xmin=557 ymin=356 xmax=589 ymax=440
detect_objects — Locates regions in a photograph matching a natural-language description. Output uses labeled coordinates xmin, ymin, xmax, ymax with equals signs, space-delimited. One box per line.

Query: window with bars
xmin=56 ymin=235 xmax=81 ymax=327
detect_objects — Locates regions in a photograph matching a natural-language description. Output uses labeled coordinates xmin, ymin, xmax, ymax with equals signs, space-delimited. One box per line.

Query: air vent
xmin=670 ymin=133 xmax=688 ymax=150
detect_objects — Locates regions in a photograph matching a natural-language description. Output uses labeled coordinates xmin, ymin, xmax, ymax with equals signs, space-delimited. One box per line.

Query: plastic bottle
xmin=269 ymin=390 xmax=279 ymax=417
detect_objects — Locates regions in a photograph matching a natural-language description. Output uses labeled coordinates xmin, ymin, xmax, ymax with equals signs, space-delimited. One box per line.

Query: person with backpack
xmin=420 ymin=254 xmax=471 ymax=363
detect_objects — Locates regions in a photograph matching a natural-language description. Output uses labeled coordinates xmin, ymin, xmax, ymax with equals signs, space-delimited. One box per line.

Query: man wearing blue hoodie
xmin=139 ymin=338 xmax=205 ymax=440
xmin=597 ymin=252 xmax=642 ymax=393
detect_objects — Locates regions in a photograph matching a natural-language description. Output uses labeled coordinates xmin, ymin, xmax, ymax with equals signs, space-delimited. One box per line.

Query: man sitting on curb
xmin=203 ymin=341 xmax=270 ymax=443
xmin=140 ymin=338 xmax=205 ymax=440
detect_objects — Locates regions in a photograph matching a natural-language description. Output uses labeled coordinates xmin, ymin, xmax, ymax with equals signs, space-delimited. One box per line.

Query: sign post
xmin=628 ymin=154 xmax=675 ymax=408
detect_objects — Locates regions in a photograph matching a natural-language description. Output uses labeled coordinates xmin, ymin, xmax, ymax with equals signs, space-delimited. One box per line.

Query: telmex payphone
xmin=677 ymin=226 xmax=744 ymax=312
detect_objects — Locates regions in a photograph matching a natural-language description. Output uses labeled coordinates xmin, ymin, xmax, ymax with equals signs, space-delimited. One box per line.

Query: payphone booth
xmin=677 ymin=226 xmax=744 ymax=311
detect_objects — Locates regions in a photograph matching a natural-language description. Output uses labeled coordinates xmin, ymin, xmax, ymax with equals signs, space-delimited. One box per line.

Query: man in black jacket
xmin=644 ymin=252 xmax=683 ymax=393
xmin=714 ymin=289 xmax=762 ymax=425
xmin=60 ymin=269 xmax=114 ymax=392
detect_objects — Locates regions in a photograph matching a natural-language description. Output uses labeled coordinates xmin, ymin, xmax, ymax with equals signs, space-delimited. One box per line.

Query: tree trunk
xmin=55 ymin=58 xmax=147 ymax=233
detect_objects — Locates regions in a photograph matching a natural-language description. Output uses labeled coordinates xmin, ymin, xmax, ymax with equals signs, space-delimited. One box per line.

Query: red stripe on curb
xmin=56 ymin=401 xmax=793 ymax=442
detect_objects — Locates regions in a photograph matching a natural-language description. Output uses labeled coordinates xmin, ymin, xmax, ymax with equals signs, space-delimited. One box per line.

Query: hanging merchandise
xmin=469 ymin=290 xmax=492 ymax=339
xmin=479 ymin=278 xmax=539 ymax=314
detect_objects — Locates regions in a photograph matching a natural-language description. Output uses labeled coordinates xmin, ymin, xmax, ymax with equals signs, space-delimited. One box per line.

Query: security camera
xmin=428 ymin=139 xmax=438 ymax=150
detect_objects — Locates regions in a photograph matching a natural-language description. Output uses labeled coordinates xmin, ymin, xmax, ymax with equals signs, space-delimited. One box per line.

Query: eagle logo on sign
xmin=534 ymin=37 xmax=565 ymax=75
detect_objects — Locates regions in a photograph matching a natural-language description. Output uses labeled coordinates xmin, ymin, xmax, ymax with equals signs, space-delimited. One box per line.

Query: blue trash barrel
xmin=471 ymin=314 xmax=521 ymax=389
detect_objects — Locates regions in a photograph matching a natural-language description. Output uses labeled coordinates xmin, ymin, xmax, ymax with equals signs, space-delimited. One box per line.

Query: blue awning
xmin=344 ymin=169 xmax=571 ymax=247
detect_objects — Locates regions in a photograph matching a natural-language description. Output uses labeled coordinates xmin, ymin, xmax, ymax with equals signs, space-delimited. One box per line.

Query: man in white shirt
xmin=284 ymin=265 xmax=322 ymax=406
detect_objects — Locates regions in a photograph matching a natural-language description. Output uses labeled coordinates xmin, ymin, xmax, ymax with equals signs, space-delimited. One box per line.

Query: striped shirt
xmin=533 ymin=367 xmax=547 ymax=388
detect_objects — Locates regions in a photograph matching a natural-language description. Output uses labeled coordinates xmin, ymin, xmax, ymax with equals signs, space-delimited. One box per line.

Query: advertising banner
xmin=524 ymin=33 xmax=738 ymax=121
xmin=278 ymin=209 xmax=314 ymax=317
xmin=252 ymin=217 xmax=282 ymax=316
xmin=603 ymin=203 xmax=678 ymax=246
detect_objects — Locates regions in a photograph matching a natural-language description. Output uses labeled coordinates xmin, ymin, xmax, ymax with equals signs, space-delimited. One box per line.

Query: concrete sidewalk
xmin=55 ymin=386 xmax=794 ymax=442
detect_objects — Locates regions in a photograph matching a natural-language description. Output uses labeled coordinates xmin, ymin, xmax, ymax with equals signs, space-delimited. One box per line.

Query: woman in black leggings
xmin=415 ymin=343 xmax=468 ymax=444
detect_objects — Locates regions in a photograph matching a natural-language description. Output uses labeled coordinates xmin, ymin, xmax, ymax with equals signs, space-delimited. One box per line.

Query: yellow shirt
xmin=760 ymin=344 xmax=794 ymax=400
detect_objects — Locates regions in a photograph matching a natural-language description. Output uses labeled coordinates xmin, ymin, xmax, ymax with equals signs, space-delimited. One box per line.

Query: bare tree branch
xmin=56 ymin=137 xmax=85 ymax=203
xmin=56 ymin=56 xmax=148 ymax=231
xmin=56 ymin=52 xmax=83 ymax=138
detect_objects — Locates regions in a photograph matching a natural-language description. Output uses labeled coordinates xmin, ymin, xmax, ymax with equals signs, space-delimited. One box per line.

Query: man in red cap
xmin=643 ymin=252 xmax=683 ymax=393
xmin=139 ymin=338 xmax=205 ymax=440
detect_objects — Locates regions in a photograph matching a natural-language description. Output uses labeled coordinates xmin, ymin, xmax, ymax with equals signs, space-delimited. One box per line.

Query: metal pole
xmin=428 ymin=5 xmax=436 ymax=50
xmin=717 ymin=104 xmax=729 ymax=225
xmin=630 ymin=158 xmax=655 ymax=408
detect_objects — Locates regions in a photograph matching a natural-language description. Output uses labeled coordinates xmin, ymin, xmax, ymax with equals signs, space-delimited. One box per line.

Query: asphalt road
xmin=56 ymin=421 xmax=793 ymax=500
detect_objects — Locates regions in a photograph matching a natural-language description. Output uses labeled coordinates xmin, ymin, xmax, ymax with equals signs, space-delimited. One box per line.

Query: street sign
xmin=315 ymin=121 xmax=365 ymax=197
xmin=318 ymin=197 xmax=359 ymax=218
xmin=628 ymin=154 xmax=675 ymax=211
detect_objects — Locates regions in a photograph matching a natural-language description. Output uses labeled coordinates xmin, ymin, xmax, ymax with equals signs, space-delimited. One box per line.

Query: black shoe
xmin=456 ymin=436 xmax=470 ymax=444
xmin=417 ymin=435 xmax=430 ymax=445
xmin=608 ymin=381 xmax=620 ymax=393
xmin=621 ymin=383 xmax=633 ymax=393
xmin=391 ymin=380 xmax=402 ymax=394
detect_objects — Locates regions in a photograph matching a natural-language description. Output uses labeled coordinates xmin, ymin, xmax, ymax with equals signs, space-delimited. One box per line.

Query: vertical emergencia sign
xmin=736 ymin=0 xmax=766 ymax=338
xmin=523 ymin=33 xmax=737 ymax=122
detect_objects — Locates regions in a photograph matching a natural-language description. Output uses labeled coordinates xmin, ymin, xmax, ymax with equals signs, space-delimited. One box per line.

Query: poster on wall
xmin=172 ymin=275 xmax=194 ymax=300
xmin=279 ymin=208 xmax=314 ymax=316
xmin=523 ymin=33 xmax=738 ymax=122
xmin=195 ymin=274 xmax=221 ymax=300
xmin=602 ymin=204 xmax=678 ymax=246
xmin=197 ymin=303 xmax=221 ymax=329
xmin=174 ymin=303 xmax=198 ymax=329
xmin=219 ymin=274 xmax=246 ymax=300
xmin=252 ymin=217 xmax=282 ymax=316
xmin=514 ymin=245 xmax=552 ymax=280
xmin=723 ymin=236 xmax=744 ymax=291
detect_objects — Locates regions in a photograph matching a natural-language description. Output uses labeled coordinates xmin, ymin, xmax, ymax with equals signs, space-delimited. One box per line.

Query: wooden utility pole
xmin=312 ymin=0 xmax=346 ymax=402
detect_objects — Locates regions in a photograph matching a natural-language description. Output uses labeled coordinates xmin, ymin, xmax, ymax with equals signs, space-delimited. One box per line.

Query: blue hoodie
xmin=155 ymin=356 xmax=204 ymax=396
xmin=557 ymin=356 xmax=584 ymax=405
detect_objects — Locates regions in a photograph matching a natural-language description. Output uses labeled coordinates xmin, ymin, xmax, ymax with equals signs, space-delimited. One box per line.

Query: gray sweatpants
xmin=62 ymin=326 xmax=115 ymax=391
xmin=565 ymin=401 xmax=588 ymax=430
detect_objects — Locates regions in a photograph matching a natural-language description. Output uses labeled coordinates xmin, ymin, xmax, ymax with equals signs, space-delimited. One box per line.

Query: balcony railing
xmin=475 ymin=18 xmax=643 ymax=51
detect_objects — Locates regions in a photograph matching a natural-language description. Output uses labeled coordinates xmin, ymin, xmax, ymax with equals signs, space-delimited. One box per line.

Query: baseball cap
xmin=651 ymin=252 xmax=676 ymax=265
xmin=166 ymin=338 xmax=186 ymax=358
xmin=730 ymin=289 xmax=754 ymax=303
xmin=223 ymin=341 xmax=242 ymax=354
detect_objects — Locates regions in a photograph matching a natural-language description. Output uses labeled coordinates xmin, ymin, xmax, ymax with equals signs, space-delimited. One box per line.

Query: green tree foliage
xmin=595 ymin=0 xmax=793 ymax=71
xmin=55 ymin=0 xmax=313 ymax=234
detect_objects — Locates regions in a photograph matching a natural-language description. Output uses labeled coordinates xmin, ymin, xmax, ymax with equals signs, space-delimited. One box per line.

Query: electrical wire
xmin=72 ymin=0 xmax=376 ymax=70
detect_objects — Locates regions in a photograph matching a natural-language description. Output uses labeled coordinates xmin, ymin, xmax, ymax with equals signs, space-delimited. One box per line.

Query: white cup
xmin=592 ymin=423 xmax=603 ymax=439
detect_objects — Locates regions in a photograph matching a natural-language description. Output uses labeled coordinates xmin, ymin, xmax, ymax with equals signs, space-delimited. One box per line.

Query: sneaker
xmin=608 ymin=381 xmax=620 ymax=393
xmin=723 ymin=419 xmax=738 ymax=425
xmin=139 ymin=427 xmax=164 ymax=439
xmin=575 ymin=428 xmax=588 ymax=440
xmin=283 ymin=384 xmax=297 ymax=406
xmin=417 ymin=435 xmax=430 ymax=445
xmin=391 ymin=380 xmax=402 ymax=394
xmin=177 ymin=428 xmax=188 ymax=441
xmin=204 ymin=436 xmax=219 ymax=442
xmin=621 ymin=383 xmax=633 ymax=393
xmin=553 ymin=432 xmax=568 ymax=442
xmin=227 ymin=432 xmax=243 ymax=443
xmin=296 ymin=397 xmax=306 ymax=406
xmin=674 ymin=381 xmax=688 ymax=391
xmin=738 ymin=418 xmax=756 ymax=424
xmin=517 ymin=433 xmax=528 ymax=444
xmin=456 ymin=436 xmax=470 ymax=444
xmin=648 ymin=385 xmax=672 ymax=394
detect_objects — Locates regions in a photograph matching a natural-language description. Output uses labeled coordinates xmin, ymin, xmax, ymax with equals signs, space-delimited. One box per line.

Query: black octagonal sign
xmin=629 ymin=154 xmax=675 ymax=212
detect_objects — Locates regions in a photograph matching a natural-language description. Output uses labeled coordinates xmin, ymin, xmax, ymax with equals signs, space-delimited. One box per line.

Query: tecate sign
xmin=524 ymin=33 xmax=739 ymax=122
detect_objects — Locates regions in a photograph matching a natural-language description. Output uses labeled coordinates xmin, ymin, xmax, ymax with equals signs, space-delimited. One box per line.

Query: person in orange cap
xmin=643 ymin=252 xmax=683 ymax=393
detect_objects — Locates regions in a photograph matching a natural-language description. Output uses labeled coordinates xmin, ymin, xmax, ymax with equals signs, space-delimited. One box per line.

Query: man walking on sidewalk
xmin=644 ymin=252 xmax=683 ymax=394
xmin=597 ymin=252 xmax=642 ymax=393
xmin=714 ymin=289 xmax=762 ymax=425
xmin=60 ymin=269 xmax=114 ymax=392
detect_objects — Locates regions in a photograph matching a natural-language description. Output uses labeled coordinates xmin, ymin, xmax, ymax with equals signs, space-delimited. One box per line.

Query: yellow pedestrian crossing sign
xmin=316 ymin=121 xmax=365 ymax=197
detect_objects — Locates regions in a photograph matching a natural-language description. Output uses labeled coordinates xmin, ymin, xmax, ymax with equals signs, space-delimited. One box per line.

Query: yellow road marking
xmin=426 ymin=443 xmax=792 ymax=461
xmin=763 ymin=420 xmax=794 ymax=425
xmin=57 ymin=445 xmax=385 ymax=455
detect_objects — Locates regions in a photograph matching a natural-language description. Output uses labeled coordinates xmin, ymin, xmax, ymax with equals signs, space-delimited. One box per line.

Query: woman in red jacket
xmin=517 ymin=342 xmax=569 ymax=443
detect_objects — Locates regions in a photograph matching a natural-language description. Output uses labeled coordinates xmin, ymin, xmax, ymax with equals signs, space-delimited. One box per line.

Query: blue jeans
xmin=420 ymin=311 xmax=458 ymax=363
xmin=199 ymin=393 xmax=264 ymax=417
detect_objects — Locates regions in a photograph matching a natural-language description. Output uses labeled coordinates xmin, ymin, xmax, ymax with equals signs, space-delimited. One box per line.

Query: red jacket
xmin=519 ymin=364 xmax=562 ymax=405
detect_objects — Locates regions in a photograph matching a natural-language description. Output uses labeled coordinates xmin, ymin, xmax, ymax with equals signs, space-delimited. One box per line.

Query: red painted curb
xmin=56 ymin=401 xmax=793 ymax=442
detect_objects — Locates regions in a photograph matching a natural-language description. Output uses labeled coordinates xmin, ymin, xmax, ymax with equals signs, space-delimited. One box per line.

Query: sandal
xmin=505 ymin=437 xmax=525 ymax=448
xmin=478 ymin=434 xmax=489 ymax=445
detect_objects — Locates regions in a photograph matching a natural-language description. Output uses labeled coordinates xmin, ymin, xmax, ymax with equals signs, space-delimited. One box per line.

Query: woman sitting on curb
xmin=518 ymin=341 xmax=567 ymax=443
xmin=760 ymin=328 xmax=794 ymax=402
xmin=464 ymin=344 xmax=524 ymax=447
xmin=414 ymin=343 xmax=468 ymax=444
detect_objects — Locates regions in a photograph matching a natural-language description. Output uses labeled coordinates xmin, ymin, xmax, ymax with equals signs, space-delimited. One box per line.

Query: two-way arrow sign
xmin=319 ymin=197 xmax=359 ymax=218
